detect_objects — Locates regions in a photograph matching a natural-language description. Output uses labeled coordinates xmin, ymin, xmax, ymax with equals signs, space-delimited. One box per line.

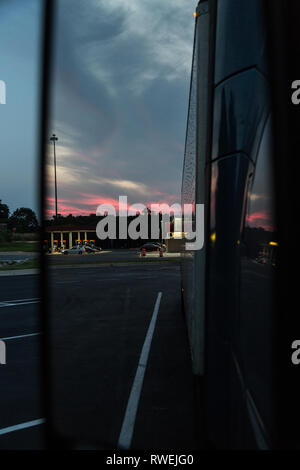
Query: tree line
xmin=0 ymin=201 xmax=39 ymax=233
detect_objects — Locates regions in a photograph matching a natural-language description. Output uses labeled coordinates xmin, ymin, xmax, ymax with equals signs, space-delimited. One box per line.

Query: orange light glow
xmin=193 ymin=11 xmax=197 ymax=18
xmin=269 ymin=241 xmax=278 ymax=246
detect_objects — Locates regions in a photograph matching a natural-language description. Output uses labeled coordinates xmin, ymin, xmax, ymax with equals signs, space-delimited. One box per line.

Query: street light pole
xmin=50 ymin=134 xmax=58 ymax=219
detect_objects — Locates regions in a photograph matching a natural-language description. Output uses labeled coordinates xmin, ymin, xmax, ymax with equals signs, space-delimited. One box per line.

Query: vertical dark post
xmin=40 ymin=0 xmax=56 ymax=449
xmin=50 ymin=133 xmax=58 ymax=218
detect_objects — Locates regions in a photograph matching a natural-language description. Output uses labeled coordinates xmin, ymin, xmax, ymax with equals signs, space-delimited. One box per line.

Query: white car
xmin=62 ymin=246 xmax=84 ymax=255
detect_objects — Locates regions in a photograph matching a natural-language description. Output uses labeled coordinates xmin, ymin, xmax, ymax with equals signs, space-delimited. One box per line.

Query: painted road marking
xmin=0 ymin=419 xmax=45 ymax=436
xmin=117 ymin=292 xmax=162 ymax=450
xmin=0 ymin=298 xmax=40 ymax=308
xmin=0 ymin=332 xmax=41 ymax=341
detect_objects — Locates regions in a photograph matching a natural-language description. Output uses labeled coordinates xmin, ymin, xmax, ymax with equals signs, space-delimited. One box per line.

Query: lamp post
xmin=50 ymin=134 xmax=58 ymax=219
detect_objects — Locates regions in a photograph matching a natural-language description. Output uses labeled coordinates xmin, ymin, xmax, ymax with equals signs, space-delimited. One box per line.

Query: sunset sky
xmin=0 ymin=0 xmax=274 ymax=231
xmin=46 ymin=0 xmax=196 ymax=217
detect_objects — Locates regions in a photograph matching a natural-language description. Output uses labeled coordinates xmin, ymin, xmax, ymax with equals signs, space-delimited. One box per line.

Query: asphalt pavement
xmin=0 ymin=274 xmax=45 ymax=449
xmin=48 ymin=262 xmax=197 ymax=450
xmin=0 ymin=252 xmax=38 ymax=262
xmin=47 ymin=249 xmax=180 ymax=266
xmin=0 ymin=259 xmax=197 ymax=450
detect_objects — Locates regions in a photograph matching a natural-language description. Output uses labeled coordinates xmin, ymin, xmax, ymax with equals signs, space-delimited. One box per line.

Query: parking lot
xmin=47 ymin=248 xmax=180 ymax=266
xmin=0 ymin=260 xmax=197 ymax=450
xmin=48 ymin=261 xmax=196 ymax=449
xmin=0 ymin=273 xmax=44 ymax=449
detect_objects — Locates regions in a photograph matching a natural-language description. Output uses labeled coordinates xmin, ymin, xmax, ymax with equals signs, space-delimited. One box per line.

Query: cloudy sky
xmin=0 ymin=0 xmax=41 ymax=216
xmin=0 ymin=0 xmax=274 ymax=231
xmin=46 ymin=0 xmax=196 ymax=217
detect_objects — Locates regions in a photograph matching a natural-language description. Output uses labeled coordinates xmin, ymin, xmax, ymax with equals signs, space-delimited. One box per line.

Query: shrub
xmin=11 ymin=232 xmax=39 ymax=241
xmin=0 ymin=231 xmax=13 ymax=243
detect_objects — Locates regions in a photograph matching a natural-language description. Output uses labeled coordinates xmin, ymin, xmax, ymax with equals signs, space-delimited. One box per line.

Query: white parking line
xmin=0 ymin=332 xmax=41 ymax=341
xmin=0 ymin=298 xmax=40 ymax=308
xmin=0 ymin=298 xmax=39 ymax=303
xmin=117 ymin=292 xmax=162 ymax=450
xmin=0 ymin=419 xmax=45 ymax=436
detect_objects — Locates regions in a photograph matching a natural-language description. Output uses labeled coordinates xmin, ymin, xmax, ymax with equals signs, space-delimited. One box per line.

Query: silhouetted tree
xmin=8 ymin=207 xmax=39 ymax=233
xmin=0 ymin=200 xmax=9 ymax=221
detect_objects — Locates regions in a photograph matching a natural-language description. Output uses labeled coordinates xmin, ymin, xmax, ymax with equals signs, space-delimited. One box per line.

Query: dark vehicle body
xmin=139 ymin=243 xmax=161 ymax=252
xmin=84 ymin=245 xmax=102 ymax=253
xmin=181 ymin=0 xmax=300 ymax=449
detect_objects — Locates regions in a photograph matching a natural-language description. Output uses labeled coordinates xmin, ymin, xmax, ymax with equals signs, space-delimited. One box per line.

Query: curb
xmin=49 ymin=260 xmax=181 ymax=270
xmin=0 ymin=251 xmax=39 ymax=256
xmin=0 ymin=269 xmax=39 ymax=277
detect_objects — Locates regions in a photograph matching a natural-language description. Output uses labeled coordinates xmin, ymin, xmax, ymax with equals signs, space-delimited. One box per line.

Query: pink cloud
xmin=246 ymin=211 xmax=275 ymax=231
xmin=45 ymin=193 xmax=182 ymax=218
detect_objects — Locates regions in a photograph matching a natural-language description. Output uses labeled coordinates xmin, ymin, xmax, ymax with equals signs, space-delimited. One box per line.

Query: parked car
xmin=84 ymin=245 xmax=102 ymax=253
xmin=139 ymin=243 xmax=162 ymax=252
xmin=152 ymin=242 xmax=167 ymax=251
xmin=62 ymin=246 xmax=84 ymax=255
xmin=88 ymin=244 xmax=102 ymax=252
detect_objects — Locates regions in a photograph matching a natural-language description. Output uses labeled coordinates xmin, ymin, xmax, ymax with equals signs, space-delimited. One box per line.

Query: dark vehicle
xmin=84 ymin=245 xmax=102 ymax=253
xmin=181 ymin=0 xmax=300 ymax=449
xmin=152 ymin=242 xmax=167 ymax=251
xmin=139 ymin=243 xmax=161 ymax=252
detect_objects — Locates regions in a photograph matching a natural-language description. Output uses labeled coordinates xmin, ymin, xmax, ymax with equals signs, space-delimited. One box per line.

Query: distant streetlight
xmin=50 ymin=134 xmax=58 ymax=219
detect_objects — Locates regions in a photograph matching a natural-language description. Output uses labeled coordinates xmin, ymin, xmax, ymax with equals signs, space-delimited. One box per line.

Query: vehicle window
xmin=0 ymin=0 xmax=44 ymax=450
xmin=214 ymin=0 xmax=267 ymax=85
xmin=239 ymin=116 xmax=277 ymax=435
xmin=211 ymin=70 xmax=269 ymax=161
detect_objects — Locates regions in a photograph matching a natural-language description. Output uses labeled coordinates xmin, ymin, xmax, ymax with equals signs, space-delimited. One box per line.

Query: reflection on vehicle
xmin=181 ymin=0 xmax=280 ymax=449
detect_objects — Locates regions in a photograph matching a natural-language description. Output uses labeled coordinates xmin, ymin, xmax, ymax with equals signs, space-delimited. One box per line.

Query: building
xmin=45 ymin=225 xmax=98 ymax=251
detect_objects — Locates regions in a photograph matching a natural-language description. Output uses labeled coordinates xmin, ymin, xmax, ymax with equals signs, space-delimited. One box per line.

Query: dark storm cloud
xmin=51 ymin=0 xmax=124 ymax=147
xmin=47 ymin=0 xmax=196 ymax=215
